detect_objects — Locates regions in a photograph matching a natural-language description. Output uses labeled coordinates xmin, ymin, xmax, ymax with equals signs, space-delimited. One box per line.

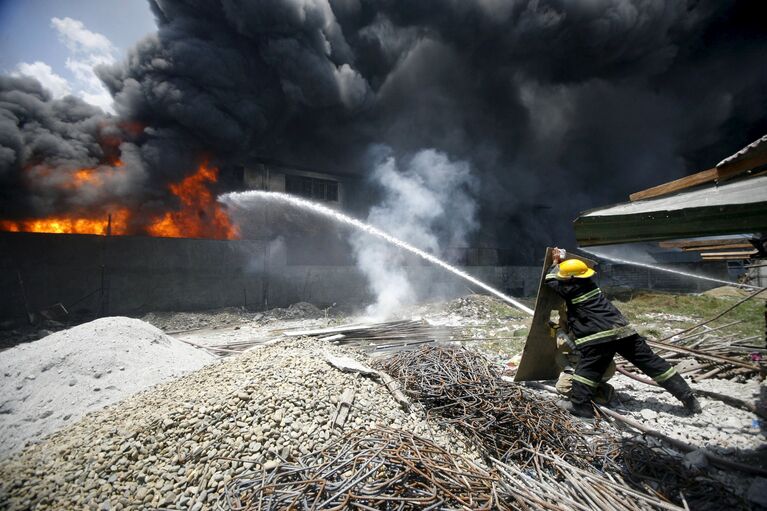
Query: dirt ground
xmin=1 ymin=288 xmax=764 ymax=507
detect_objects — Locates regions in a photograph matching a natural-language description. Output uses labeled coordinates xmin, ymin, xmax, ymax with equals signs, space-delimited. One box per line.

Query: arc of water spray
xmin=583 ymin=250 xmax=762 ymax=291
xmin=222 ymin=190 xmax=535 ymax=316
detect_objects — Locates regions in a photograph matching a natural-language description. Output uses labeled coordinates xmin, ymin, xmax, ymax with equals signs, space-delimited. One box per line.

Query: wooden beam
xmin=700 ymin=250 xmax=757 ymax=259
xmin=700 ymin=256 xmax=751 ymax=263
xmin=682 ymin=243 xmax=754 ymax=251
xmin=659 ymin=238 xmax=750 ymax=249
xmin=629 ymin=168 xmax=717 ymax=202
xmin=629 ymin=152 xmax=765 ymax=203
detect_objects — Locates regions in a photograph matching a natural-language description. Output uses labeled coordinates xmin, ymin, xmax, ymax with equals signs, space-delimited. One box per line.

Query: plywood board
xmin=515 ymin=248 xmax=596 ymax=381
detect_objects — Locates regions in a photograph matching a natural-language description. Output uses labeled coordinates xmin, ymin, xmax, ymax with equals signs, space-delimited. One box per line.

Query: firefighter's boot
xmin=564 ymin=379 xmax=598 ymax=418
xmin=556 ymin=399 xmax=595 ymax=419
xmin=659 ymin=374 xmax=702 ymax=415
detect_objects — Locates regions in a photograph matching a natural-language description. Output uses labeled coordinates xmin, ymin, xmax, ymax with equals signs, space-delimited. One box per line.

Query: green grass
xmin=614 ymin=291 xmax=764 ymax=341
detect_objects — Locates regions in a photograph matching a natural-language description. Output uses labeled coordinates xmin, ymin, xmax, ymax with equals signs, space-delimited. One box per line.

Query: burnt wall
xmin=0 ymin=233 xmax=267 ymax=320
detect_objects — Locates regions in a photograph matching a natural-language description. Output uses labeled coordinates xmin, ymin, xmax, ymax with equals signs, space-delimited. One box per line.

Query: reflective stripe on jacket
xmin=544 ymin=264 xmax=633 ymax=347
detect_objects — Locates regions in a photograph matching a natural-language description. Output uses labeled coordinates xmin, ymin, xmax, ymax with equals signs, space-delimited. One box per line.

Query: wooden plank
xmin=629 ymin=168 xmax=718 ymax=202
xmin=283 ymin=323 xmax=377 ymax=336
xmin=659 ymin=238 xmax=750 ymax=249
xmin=377 ymin=371 xmax=410 ymax=410
xmin=515 ymin=248 xmax=596 ymax=381
xmin=681 ymin=243 xmax=753 ymax=251
xmin=700 ymin=250 xmax=757 ymax=258
xmin=630 ymin=151 xmax=764 ymax=203
xmin=699 ymin=257 xmax=754 ymax=262
xmin=700 ymin=257 xmax=751 ymax=263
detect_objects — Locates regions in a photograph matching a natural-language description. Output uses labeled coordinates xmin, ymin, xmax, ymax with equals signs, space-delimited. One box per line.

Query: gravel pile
xmin=0 ymin=339 xmax=475 ymax=511
xmin=141 ymin=308 xmax=259 ymax=332
xmin=0 ymin=317 xmax=214 ymax=458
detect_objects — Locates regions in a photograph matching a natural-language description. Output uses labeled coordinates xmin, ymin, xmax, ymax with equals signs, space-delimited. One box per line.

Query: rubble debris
xmin=324 ymin=352 xmax=410 ymax=409
xmin=141 ymin=307 xmax=259 ymax=333
xmin=329 ymin=388 xmax=355 ymax=429
xmin=616 ymin=366 xmax=767 ymax=419
xmin=445 ymin=293 xmax=528 ymax=320
xmin=598 ymin=404 xmax=767 ymax=478
xmin=0 ymin=317 xmax=214 ymax=457
xmin=261 ymin=302 xmax=323 ymax=321
xmin=323 ymin=353 xmax=377 ymax=376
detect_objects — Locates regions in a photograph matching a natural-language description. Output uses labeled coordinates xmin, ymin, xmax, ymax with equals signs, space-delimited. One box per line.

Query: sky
xmin=0 ymin=0 xmax=156 ymax=112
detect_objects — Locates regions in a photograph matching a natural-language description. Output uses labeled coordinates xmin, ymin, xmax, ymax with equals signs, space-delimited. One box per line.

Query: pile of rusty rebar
xmin=374 ymin=344 xmax=617 ymax=470
xmin=216 ymin=427 xmax=510 ymax=510
xmin=216 ymin=428 xmax=684 ymax=511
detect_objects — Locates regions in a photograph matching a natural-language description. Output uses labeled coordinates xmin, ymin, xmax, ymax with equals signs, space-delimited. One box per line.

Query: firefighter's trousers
xmin=571 ymin=334 xmax=677 ymax=406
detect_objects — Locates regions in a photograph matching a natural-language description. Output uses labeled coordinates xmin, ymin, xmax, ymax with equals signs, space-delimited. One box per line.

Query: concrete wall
xmin=0 ymin=232 xmax=731 ymax=322
xmin=1 ymin=233 xmax=267 ymax=320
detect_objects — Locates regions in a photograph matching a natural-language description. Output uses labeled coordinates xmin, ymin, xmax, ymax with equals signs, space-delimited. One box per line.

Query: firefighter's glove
xmin=557 ymin=331 xmax=577 ymax=353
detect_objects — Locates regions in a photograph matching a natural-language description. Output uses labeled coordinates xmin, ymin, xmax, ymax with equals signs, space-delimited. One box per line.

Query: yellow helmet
xmin=557 ymin=259 xmax=596 ymax=279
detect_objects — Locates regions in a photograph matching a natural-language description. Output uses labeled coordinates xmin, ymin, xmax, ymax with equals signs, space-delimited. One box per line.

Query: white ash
xmin=0 ymin=317 xmax=214 ymax=458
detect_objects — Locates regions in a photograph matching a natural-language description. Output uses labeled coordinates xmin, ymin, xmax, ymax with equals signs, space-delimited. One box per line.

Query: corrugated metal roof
xmin=717 ymin=133 xmax=767 ymax=167
xmin=584 ymin=174 xmax=767 ymax=217
xmin=574 ymin=174 xmax=767 ymax=246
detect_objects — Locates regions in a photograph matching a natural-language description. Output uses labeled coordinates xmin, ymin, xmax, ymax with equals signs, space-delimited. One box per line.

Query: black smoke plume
xmin=1 ymin=0 xmax=766 ymax=252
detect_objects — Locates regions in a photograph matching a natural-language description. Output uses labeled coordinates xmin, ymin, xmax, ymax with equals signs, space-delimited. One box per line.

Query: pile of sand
xmin=0 ymin=317 xmax=214 ymax=458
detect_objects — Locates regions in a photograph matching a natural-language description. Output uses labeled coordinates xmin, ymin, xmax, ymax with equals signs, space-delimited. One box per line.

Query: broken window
xmin=285 ymin=174 xmax=339 ymax=202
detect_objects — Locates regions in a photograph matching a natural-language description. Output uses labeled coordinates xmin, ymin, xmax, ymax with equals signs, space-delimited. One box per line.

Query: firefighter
xmin=546 ymin=248 xmax=702 ymax=418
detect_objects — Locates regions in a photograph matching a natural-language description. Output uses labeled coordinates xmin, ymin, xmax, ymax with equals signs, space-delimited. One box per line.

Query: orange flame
xmin=0 ymin=209 xmax=130 ymax=236
xmin=147 ymin=162 xmax=239 ymax=239
xmin=0 ymin=159 xmax=239 ymax=239
xmin=1 ymin=161 xmax=239 ymax=240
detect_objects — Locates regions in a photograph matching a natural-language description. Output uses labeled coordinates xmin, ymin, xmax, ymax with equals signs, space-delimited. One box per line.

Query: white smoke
xmin=351 ymin=147 xmax=478 ymax=319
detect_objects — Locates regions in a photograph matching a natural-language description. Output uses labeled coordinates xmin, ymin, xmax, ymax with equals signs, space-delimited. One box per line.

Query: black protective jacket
xmin=544 ymin=264 xmax=634 ymax=347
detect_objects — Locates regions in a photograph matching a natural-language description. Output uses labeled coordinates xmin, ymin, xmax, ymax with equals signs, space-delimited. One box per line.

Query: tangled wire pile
xmin=375 ymin=345 xmax=617 ymax=470
xmin=217 ymin=428 xmax=510 ymax=510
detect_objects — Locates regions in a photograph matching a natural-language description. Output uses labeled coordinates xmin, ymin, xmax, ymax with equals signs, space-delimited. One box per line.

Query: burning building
xmin=1 ymin=1 xmax=766 ymax=319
